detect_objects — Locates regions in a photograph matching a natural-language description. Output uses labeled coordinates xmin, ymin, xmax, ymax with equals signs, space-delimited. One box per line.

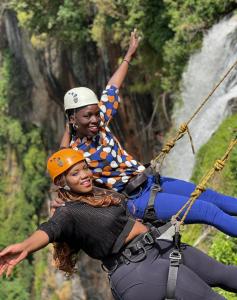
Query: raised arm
xmin=0 ymin=230 xmax=49 ymax=277
xmin=107 ymin=29 xmax=140 ymax=88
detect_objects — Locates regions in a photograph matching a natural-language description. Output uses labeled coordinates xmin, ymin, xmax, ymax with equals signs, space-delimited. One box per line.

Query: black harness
xmin=120 ymin=167 xmax=182 ymax=299
xmin=165 ymin=231 xmax=182 ymax=300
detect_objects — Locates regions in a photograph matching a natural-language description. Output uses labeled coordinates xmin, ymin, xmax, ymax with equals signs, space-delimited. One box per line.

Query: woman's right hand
xmin=124 ymin=28 xmax=141 ymax=61
xmin=50 ymin=197 xmax=65 ymax=217
xmin=0 ymin=244 xmax=28 ymax=277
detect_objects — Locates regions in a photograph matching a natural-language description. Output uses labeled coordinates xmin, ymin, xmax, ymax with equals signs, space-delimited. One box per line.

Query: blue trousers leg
xmin=154 ymin=192 xmax=237 ymax=237
xmin=160 ymin=176 xmax=237 ymax=215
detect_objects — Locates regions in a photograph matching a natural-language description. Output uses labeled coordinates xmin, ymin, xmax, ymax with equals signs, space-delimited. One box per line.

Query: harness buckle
xmin=101 ymin=260 xmax=118 ymax=274
xmin=142 ymin=232 xmax=154 ymax=245
xmin=122 ymin=244 xmax=147 ymax=263
xmin=169 ymin=250 xmax=182 ymax=260
xmin=169 ymin=250 xmax=182 ymax=267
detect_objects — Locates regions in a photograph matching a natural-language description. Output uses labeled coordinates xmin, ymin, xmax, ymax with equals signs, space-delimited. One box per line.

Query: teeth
xmin=81 ymin=180 xmax=90 ymax=185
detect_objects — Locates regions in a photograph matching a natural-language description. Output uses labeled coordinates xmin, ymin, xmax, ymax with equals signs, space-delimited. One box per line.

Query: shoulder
xmin=102 ymin=85 xmax=119 ymax=96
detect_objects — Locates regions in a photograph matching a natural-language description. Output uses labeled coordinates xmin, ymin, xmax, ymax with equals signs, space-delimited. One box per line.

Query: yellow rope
xmin=152 ymin=59 xmax=237 ymax=169
xmin=173 ymin=136 xmax=237 ymax=225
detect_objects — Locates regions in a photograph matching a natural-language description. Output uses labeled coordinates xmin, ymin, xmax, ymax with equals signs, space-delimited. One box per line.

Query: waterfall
xmin=162 ymin=15 xmax=237 ymax=180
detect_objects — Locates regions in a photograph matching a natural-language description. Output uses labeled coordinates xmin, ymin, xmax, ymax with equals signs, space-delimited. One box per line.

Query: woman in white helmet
xmin=58 ymin=30 xmax=237 ymax=238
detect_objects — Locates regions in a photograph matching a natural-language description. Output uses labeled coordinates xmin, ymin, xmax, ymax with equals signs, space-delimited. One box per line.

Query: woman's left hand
xmin=0 ymin=244 xmax=28 ymax=277
xmin=125 ymin=28 xmax=141 ymax=60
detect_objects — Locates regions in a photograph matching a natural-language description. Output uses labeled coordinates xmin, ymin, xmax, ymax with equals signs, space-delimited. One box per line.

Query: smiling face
xmin=65 ymin=161 xmax=93 ymax=194
xmin=70 ymin=104 xmax=100 ymax=138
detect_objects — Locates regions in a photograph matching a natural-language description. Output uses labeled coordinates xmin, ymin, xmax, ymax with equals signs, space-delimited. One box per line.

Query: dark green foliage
xmin=1 ymin=1 xmax=237 ymax=299
xmin=9 ymin=0 xmax=237 ymax=95
xmin=11 ymin=0 xmax=92 ymax=44
xmin=161 ymin=0 xmax=237 ymax=91
xmin=0 ymin=51 xmax=49 ymax=299
xmin=189 ymin=115 xmax=237 ymax=298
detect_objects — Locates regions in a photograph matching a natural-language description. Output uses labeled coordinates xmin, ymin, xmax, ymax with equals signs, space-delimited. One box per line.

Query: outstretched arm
xmin=107 ymin=29 xmax=140 ymax=88
xmin=0 ymin=230 xmax=49 ymax=277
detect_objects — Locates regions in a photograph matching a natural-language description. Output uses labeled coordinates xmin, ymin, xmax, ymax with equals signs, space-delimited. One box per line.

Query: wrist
xmin=124 ymin=53 xmax=132 ymax=62
xmin=22 ymin=240 xmax=31 ymax=253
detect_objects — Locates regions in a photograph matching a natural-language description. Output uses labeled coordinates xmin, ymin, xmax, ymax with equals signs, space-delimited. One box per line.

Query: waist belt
xmin=102 ymin=222 xmax=173 ymax=273
xmin=122 ymin=165 xmax=161 ymax=197
xmin=122 ymin=172 xmax=148 ymax=196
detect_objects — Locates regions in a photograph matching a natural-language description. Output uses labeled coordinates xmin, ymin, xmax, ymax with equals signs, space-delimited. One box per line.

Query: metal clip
xmin=101 ymin=260 xmax=118 ymax=274
xmin=169 ymin=250 xmax=182 ymax=267
xmin=142 ymin=232 xmax=154 ymax=245
xmin=123 ymin=245 xmax=147 ymax=263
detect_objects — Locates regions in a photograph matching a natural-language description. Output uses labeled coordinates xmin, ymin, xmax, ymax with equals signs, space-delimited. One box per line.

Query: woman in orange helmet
xmin=0 ymin=149 xmax=237 ymax=300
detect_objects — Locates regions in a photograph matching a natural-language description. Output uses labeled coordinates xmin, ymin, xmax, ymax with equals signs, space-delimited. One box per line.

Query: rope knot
xmin=191 ymin=190 xmax=200 ymax=198
xmin=196 ymin=184 xmax=206 ymax=192
xmin=179 ymin=123 xmax=188 ymax=134
xmin=162 ymin=140 xmax=175 ymax=153
xmin=214 ymin=159 xmax=224 ymax=171
xmin=191 ymin=184 xmax=206 ymax=198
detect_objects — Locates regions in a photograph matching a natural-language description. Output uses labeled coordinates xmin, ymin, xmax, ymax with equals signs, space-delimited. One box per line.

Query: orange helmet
xmin=47 ymin=148 xmax=85 ymax=183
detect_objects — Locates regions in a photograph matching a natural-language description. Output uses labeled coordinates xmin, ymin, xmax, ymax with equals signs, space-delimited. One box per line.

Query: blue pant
xmin=126 ymin=176 xmax=237 ymax=237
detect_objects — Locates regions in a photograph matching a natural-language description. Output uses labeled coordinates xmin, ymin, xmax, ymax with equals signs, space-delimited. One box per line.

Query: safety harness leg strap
xmin=144 ymin=183 xmax=161 ymax=223
xmin=165 ymin=249 xmax=182 ymax=300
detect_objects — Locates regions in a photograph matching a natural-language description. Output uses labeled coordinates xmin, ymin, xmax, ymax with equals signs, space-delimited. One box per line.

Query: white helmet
xmin=64 ymin=87 xmax=98 ymax=111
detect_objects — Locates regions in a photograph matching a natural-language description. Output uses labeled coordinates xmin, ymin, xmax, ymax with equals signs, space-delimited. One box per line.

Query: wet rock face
xmin=1 ymin=8 xmax=159 ymax=160
xmin=228 ymin=97 xmax=237 ymax=114
xmin=77 ymin=253 xmax=113 ymax=300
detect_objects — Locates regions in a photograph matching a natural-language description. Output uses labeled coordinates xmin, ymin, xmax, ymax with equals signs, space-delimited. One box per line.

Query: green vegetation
xmin=184 ymin=115 xmax=237 ymax=299
xmin=0 ymin=1 xmax=237 ymax=299
xmin=0 ymin=51 xmax=49 ymax=299
xmin=8 ymin=0 xmax=237 ymax=95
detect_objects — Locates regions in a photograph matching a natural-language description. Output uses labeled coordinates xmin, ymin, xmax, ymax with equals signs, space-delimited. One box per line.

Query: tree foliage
xmin=0 ymin=51 xmax=49 ymax=299
xmin=1 ymin=1 xmax=237 ymax=299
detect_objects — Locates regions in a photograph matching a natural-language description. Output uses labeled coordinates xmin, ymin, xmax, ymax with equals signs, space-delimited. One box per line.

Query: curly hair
xmin=52 ymin=177 xmax=124 ymax=275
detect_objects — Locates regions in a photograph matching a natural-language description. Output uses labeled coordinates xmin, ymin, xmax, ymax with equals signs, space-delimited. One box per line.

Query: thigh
xmin=110 ymin=255 xmax=167 ymax=300
xmin=157 ymin=240 xmax=228 ymax=285
xmin=155 ymin=191 xmax=223 ymax=224
xmin=176 ymin=264 xmax=225 ymax=300
xmin=154 ymin=191 xmax=210 ymax=223
xmin=160 ymin=176 xmax=196 ymax=196
xmin=110 ymin=248 xmax=224 ymax=300
xmin=160 ymin=177 xmax=237 ymax=215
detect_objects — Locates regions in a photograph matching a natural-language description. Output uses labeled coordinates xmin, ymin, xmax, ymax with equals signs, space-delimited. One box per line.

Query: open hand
xmin=0 ymin=244 xmax=28 ymax=277
xmin=125 ymin=29 xmax=141 ymax=60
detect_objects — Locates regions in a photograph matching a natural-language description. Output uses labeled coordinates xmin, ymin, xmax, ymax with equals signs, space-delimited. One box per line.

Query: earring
xmin=64 ymin=185 xmax=71 ymax=191
xmin=73 ymin=123 xmax=79 ymax=130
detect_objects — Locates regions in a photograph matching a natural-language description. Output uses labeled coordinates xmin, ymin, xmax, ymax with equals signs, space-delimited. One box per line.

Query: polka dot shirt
xmin=70 ymin=85 xmax=145 ymax=191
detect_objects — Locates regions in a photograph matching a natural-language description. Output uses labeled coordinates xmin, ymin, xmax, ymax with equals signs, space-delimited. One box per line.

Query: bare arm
xmin=107 ymin=29 xmax=140 ymax=88
xmin=0 ymin=230 xmax=49 ymax=277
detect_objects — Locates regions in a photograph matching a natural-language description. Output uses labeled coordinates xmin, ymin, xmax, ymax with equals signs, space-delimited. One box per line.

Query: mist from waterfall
xmin=161 ymin=15 xmax=237 ymax=180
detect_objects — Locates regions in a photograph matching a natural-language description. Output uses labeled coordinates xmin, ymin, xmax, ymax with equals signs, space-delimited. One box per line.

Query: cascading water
xmin=162 ymin=15 xmax=237 ymax=180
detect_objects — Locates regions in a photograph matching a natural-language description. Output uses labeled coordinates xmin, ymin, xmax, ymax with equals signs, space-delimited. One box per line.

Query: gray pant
xmin=109 ymin=241 xmax=232 ymax=300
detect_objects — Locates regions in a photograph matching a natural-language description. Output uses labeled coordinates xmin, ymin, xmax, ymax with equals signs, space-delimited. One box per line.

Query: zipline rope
xmin=152 ymin=59 xmax=237 ymax=170
xmin=173 ymin=135 xmax=237 ymax=225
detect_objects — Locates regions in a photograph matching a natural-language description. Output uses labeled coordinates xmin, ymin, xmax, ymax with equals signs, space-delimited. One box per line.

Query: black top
xmin=38 ymin=200 xmax=135 ymax=260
